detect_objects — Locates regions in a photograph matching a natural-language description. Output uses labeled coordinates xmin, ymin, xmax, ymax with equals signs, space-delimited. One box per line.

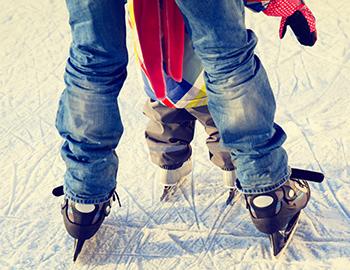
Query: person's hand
xmin=263 ymin=0 xmax=317 ymax=46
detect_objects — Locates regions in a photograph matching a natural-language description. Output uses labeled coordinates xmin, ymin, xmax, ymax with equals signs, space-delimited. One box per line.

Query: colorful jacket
xmin=128 ymin=0 xmax=270 ymax=109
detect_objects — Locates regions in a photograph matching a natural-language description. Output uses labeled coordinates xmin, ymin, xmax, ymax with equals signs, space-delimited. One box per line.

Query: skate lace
xmin=112 ymin=191 xmax=122 ymax=207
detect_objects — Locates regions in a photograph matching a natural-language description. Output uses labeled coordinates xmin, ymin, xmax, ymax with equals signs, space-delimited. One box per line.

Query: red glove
xmin=263 ymin=0 xmax=317 ymax=46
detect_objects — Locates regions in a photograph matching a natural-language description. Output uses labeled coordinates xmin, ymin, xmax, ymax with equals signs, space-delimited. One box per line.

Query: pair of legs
xmin=56 ymin=1 xmax=315 ymax=260
xmin=57 ymin=0 xmax=288 ymax=204
xmin=143 ymin=99 xmax=234 ymax=172
xmin=144 ymin=99 xmax=236 ymax=192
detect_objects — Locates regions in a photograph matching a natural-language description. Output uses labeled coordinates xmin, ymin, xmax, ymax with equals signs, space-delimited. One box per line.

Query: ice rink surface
xmin=0 ymin=1 xmax=349 ymax=269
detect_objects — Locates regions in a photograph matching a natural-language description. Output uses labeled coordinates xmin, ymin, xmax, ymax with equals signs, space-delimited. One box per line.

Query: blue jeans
xmin=57 ymin=0 xmax=289 ymax=204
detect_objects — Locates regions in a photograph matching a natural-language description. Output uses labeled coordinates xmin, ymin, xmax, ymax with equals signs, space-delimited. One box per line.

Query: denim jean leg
xmin=175 ymin=0 xmax=289 ymax=194
xmin=56 ymin=0 xmax=128 ymax=204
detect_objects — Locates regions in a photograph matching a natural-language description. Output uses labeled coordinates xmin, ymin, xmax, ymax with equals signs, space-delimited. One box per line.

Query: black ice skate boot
xmin=245 ymin=178 xmax=310 ymax=258
xmin=244 ymin=168 xmax=324 ymax=258
xmin=223 ymin=170 xmax=241 ymax=205
xmin=52 ymin=186 xmax=121 ymax=262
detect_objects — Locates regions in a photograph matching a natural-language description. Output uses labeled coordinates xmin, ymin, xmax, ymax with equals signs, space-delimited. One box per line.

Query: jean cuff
xmin=221 ymin=167 xmax=235 ymax=171
xmin=159 ymin=163 xmax=185 ymax=170
xmin=237 ymin=167 xmax=291 ymax=195
xmin=63 ymin=186 xmax=115 ymax=204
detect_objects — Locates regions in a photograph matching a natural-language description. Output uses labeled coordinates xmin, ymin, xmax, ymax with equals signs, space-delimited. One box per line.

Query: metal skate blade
xmin=225 ymin=187 xmax=241 ymax=205
xmin=73 ymin=239 xmax=85 ymax=262
xmin=160 ymin=186 xmax=176 ymax=202
xmin=160 ymin=175 xmax=190 ymax=202
xmin=270 ymin=212 xmax=301 ymax=260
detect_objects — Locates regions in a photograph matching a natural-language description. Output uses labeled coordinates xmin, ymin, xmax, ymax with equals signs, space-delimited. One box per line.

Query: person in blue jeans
xmin=53 ymin=0 xmax=318 ymax=260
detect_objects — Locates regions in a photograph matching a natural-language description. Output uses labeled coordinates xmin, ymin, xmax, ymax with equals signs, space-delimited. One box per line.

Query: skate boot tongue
xmin=68 ymin=201 xmax=103 ymax=226
xmin=74 ymin=203 xmax=95 ymax=213
xmin=252 ymin=195 xmax=274 ymax=208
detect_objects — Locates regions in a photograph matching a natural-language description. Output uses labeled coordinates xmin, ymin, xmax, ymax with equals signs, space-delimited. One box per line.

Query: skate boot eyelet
xmin=288 ymin=189 xmax=295 ymax=198
xmin=284 ymin=188 xmax=297 ymax=202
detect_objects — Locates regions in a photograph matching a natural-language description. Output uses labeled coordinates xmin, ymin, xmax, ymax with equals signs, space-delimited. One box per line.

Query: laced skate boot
xmin=244 ymin=177 xmax=311 ymax=258
xmin=52 ymin=186 xmax=121 ymax=261
xmin=223 ymin=170 xmax=240 ymax=205
xmin=158 ymin=159 xmax=192 ymax=201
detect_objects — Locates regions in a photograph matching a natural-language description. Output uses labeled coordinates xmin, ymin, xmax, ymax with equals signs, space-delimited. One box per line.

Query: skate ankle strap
xmin=52 ymin=185 xmax=64 ymax=197
xmin=290 ymin=168 xmax=324 ymax=183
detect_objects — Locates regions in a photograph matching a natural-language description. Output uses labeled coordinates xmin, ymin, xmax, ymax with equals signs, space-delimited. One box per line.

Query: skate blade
xmin=270 ymin=212 xmax=301 ymax=260
xmin=160 ymin=175 xmax=189 ymax=202
xmin=160 ymin=185 xmax=177 ymax=202
xmin=225 ymin=188 xmax=241 ymax=206
xmin=73 ymin=239 xmax=86 ymax=262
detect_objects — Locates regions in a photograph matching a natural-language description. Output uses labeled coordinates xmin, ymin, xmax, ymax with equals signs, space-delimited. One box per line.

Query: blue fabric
xmin=58 ymin=0 xmax=289 ymax=203
xmin=165 ymin=76 xmax=193 ymax=103
xmin=56 ymin=0 xmax=128 ymax=203
xmin=143 ymin=70 xmax=194 ymax=105
xmin=142 ymin=72 xmax=157 ymax=101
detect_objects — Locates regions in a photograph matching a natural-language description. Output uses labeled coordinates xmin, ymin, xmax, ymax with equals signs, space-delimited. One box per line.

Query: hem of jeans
xmin=221 ymin=167 xmax=235 ymax=171
xmin=64 ymin=186 xmax=115 ymax=204
xmin=159 ymin=161 xmax=189 ymax=170
xmin=237 ymin=168 xmax=291 ymax=195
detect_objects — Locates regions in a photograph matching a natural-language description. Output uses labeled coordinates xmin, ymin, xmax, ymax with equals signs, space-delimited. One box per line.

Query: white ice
xmin=0 ymin=1 xmax=349 ymax=269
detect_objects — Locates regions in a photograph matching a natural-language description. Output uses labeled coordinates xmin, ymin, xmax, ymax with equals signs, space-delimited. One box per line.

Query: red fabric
xmin=263 ymin=0 xmax=316 ymax=39
xmin=133 ymin=0 xmax=165 ymax=99
xmin=161 ymin=0 xmax=185 ymax=82
xmin=162 ymin=98 xmax=176 ymax=108
xmin=133 ymin=0 xmax=185 ymax=100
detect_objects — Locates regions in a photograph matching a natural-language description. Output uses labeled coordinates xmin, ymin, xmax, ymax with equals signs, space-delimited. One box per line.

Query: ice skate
xmin=158 ymin=159 xmax=192 ymax=202
xmin=223 ymin=170 xmax=240 ymax=205
xmin=244 ymin=168 xmax=324 ymax=258
xmin=52 ymin=186 xmax=121 ymax=262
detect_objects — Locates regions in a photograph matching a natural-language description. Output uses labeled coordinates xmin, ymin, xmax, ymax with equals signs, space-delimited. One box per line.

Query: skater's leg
xmin=144 ymin=99 xmax=194 ymax=200
xmin=175 ymin=0 xmax=289 ymax=194
xmin=55 ymin=0 xmax=127 ymax=260
xmin=143 ymin=99 xmax=196 ymax=170
xmin=173 ymin=1 xmax=320 ymax=255
xmin=56 ymin=0 xmax=128 ymax=204
xmin=187 ymin=105 xmax=235 ymax=172
xmin=187 ymin=105 xmax=239 ymax=204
